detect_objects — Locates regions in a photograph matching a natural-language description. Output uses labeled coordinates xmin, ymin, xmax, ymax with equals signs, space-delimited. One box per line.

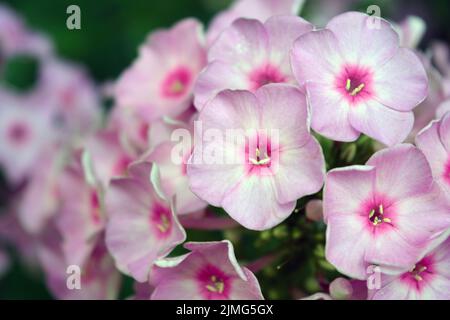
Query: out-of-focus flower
xmin=55 ymin=157 xmax=106 ymax=268
xmin=0 ymin=4 xmax=53 ymax=58
xmin=151 ymin=241 xmax=264 ymax=300
xmin=324 ymin=144 xmax=450 ymax=279
xmin=194 ymin=15 xmax=313 ymax=110
xmin=305 ymin=199 xmax=323 ymax=222
xmin=0 ymin=92 xmax=55 ymax=184
xmin=393 ymin=16 xmax=426 ymax=49
xmin=115 ymin=19 xmax=206 ymax=122
xmin=206 ymin=0 xmax=304 ymax=46
xmin=188 ymin=84 xmax=325 ymax=230
xmin=17 ymin=145 xmax=66 ymax=234
xmin=416 ymin=112 xmax=450 ymax=195
xmin=34 ymin=59 xmax=101 ymax=140
xmin=105 ymin=160 xmax=186 ymax=282
xmin=370 ymin=236 xmax=450 ymax=299
xmin=291 ymin=12 xmax=428 ymax=145
xmin=37 ymin=230 xmax=121 ymax=300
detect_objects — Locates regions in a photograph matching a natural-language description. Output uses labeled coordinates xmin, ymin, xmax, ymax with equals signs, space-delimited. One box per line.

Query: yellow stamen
xmin=369 ymin=209 xmax=375 ymax=219
xmin=206 ymin=276 xmax=224 ymax=293
xmin=379 ymin=204 xmax=384 ymax=215
xmin=157 ymin=215 xmax=170 ymax=233
xmin=170 ymin=80 xmax=184 ymax=94
xmin=383 ymin=218 xmax=392 ymax=223
xmin=350 ymin=83 xmax=365 ymax=96
xmin=345 ymin=79 xmax=351 ymax=91
xmin=414 ymin=274 xmax=423 ymax=281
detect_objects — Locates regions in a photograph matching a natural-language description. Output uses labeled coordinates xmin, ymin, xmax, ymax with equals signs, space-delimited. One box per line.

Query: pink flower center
xmin=335 ymin=65 xmax=373 ymax=104
xmin=150 ymin=203 xmax=172 ymax=237
xmin=7 ymin=121 xmax=30 ymax=145
xmin=368 ymin=204 xmax=392 ymax=226
xmin=400 ymin=256 xmax=435 ymax=291
xmin=245 ymin=134 xmax=272 ymax=169
xmin=197 ymin=264 xmax=231 ymax=299
xmin=248 ymin=63 xmax=286 ymax=91
xmin=161 ymin=66 xmax=192 ymax=98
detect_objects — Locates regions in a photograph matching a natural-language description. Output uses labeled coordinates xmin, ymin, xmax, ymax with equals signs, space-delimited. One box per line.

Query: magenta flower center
xmin=150 ymin=203 xmax=172 ymax=237
xmin=197 ymin=264 xmax=230 ymax=299
xmin=401 ymin=256 xmax=435 ymax=291
xmin=248 ymin=63 xmax=286 ymax=91
xmin=7 ymin=121 xmax=30 ymax=145
xmin=368 ymin=204 xmax=392 ymax=226
xmin=161 ymin=66 xmax=192 ymax=98
xmin=245 ymin=134 xmax=272 ymax=168
xmin=336 ymin=65 xmax=373 ymax=104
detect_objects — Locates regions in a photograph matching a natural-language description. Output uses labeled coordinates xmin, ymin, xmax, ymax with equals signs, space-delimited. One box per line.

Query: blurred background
xmin=1 ymin=0 xmax=450 ymax=299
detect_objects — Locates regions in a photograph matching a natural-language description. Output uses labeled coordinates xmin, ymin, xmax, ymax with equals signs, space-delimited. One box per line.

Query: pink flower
xmin=115 ymin=19 xmax=206 ymax=121
xmin=0 ymin=92 xmax=55 ymax=184
xmin=187 ymin=84 xmax=325 ymax=230
xmin=105 ymin=160 xmax=186 ymax=282
xmin=34 ymin=59 xmax=101 ymax=139
xmin=55 ymin=158 xmax=106 ymax=268
xmin=416 ymin=112 xmax=450 ymax=195
xmin=291 ymin=12 xmax=428 ymax=145
xmin=206 ymin=0 xmax=305 ymax=46
xmin=370 ymin=237 xmax=450 ymax=299
xmin=151 ymin=241 xmax=264 ymax=300
xmin=37 ymin=231 xmax=121 ymax=300
xmin=324 ymin=144 xmax=450 ymax=279
xmin=18 ymin=145 xmax=64 ymax=234
xmin=195 ymin=15 xmax=313 ymax=110
xmin=393 ymin=15 xmax=426 ymax=49
xmin=142 ymin=114 xmax=207 ymax=215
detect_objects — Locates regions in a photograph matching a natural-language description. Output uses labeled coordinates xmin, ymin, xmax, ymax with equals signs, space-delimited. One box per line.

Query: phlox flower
xmin=105 ymin=160 xmax=186 ymax=282
xmin=142 ymin=114 xmax=207 ymax=215
xmin=416 ymin=112 xmax=450 ymax=195
xmin=195 ymin=15 xmax=313 ymax=110
xmin=0 ymin=92 xmax=55 ymax=184
xmin=291 ymin=12 xmax=428 ymax=145
xmin=206 ymin=0 xmax=304 ymax=45
xmin=324 ymin=144 xmax=450 ymax=279
xmin=151 ymin=241 xmax=264 ymax=300
xmin=187 ymin=84 xmax=325 ymax=230
xmin=370 ymin=237 xmax=450 ymax=300
xmin=115 ymin=19 xmax=206 ymax=121
xmin=37 ymin=230 xmax=121 ymax=300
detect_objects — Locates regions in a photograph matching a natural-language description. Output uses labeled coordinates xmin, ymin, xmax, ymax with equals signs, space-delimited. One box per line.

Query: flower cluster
xmin=1 ymin=0 xmax=450 ymax=300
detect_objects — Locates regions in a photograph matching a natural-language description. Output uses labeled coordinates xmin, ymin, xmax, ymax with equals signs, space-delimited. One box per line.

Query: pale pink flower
xmin=115 ymin=19 xmax=206 ymax=121
xmin=188 ymin=84 xmax=325 ymax=230
xmin=206 ymin=0 xmax=305 ymax=46
xmin=55 ymin=157 xmax=106 ymax=268
xmin=105 ymin=160 xmax=186 ymax=282
xmin=0 ymin=92 xmax=55 ymax=184
xmin=142 ymin=116 xmax=207 ymax=215
xmin=291 ymin=12 xmax=428 ymax=145
xmin=324 ymin=144 xmax=450 ymax=279
xmin=195 ymin=15 xmax=313 ymax=110
xmin=416 ymin=112 xmax=450 ymax=195
xmin=393 ymin=16 xmax=426 ymax=49
xmin=370 ymin=237 xmax=450 ymax=300
xmin=151 ymin=241 xmax=264 ymax=300
xmin=37 ymin=231 xmax=121 ymax=300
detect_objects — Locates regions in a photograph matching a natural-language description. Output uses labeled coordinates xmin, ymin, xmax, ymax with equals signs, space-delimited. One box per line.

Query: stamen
xmin=345 ymin=79 xmax=351 ymax=91
xmin=369 ymin=209 xmax=375 ymax=219
xmin=414 ymin=274 xmax=423 ymax=281
xmin=170 ymin=80 xmax=184 ymax=94
xmin=379 ymin=204 xmax=384 ymax=215
xmin=383 ymin=218 xmax=392 ymax=223
xmin=206 ymin=276 xmax=224 ymax=293
xmin=249 ymin=147 xmax=271 ymax=166
xmin=350 ymin=83 xmax=365 ymax=96
xmin=157 ymin=214 xmax=170 ymax=233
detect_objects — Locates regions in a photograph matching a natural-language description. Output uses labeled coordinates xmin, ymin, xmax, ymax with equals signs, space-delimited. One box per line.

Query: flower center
xmin=150 ymin=203 xmax=172 ymax=236
xmin=206 ymin=275 xmax=225 ymax=293
xmin=368 ymin=204 xmax=392 ymax=226
xmin=161 ymin=66 xmax=192 ymax=98
xmin=249 ymin=147 xmax=271 ymax=166
xmin=336 ymin=65 xmax=373 ymax=104
xmin=8 ymin=121 xmax=30 ymax=145
xmin=248 ymin=63 xmax=286 ymax=91
xmin=409 ymin=263 xmax=428 ymax=282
